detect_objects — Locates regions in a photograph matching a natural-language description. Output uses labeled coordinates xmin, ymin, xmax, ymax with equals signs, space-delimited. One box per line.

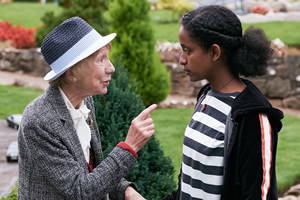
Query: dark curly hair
xmin=181 ymin=5 xmax=273 ymax=77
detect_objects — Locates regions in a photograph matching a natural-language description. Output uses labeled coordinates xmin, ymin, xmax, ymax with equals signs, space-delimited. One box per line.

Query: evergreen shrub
xmin=12 ymin=0 xmax=57 ymax=1
xmin=109 ymin=0 xmax=171 ymax=105
xmin=34 ymin=12 xmax=65 ymax=47
xmin=35 ymin=0 xmax=109 ymax=46
xmin=93 ymin=58 xmax=176 ymax=199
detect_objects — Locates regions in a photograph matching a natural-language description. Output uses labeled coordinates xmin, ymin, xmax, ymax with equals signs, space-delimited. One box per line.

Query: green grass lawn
xmin=0 ymin=2 xmax=62 ymax=28
xmin=151 ymin=108 xmax=193 ymax=179
xmin=149 ymin=9 xmax=300 ymax=45
xmin=0 ymin=85 xmax=299 ymax=196
xmin=0 ymin=85 xmax=43 ymax=119
xmin=1 ymin=2 xmax=300 ymax=45
xmin=242 ymin=21 xmax=300 ymax=46
xmin=276 ymin=114 xmax=300 ymax=192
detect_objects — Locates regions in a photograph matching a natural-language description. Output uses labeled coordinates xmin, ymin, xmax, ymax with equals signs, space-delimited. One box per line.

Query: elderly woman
xmin=18 ymin=17 xmax=156 ymax=200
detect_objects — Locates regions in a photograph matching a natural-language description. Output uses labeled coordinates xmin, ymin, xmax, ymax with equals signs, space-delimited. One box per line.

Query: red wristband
xmin=117 ymin=142 xmax=138 ymax=159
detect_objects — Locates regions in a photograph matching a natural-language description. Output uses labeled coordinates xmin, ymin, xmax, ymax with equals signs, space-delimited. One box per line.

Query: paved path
xmin=0 ymin=162 xmax=18 ymax=198
xmin=0 ymin=71 xmax=49 ymax=91
xmin=0 ymin=120 xmax=18 ymax=198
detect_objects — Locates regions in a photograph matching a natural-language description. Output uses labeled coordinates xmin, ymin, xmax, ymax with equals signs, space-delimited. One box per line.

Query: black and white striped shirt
xmin=181 ymin=89 xmax=239 ymax=200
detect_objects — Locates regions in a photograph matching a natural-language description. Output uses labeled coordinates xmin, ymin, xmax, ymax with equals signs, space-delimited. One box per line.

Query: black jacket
xmin=164 ymin=79 xmax=283 ymax=200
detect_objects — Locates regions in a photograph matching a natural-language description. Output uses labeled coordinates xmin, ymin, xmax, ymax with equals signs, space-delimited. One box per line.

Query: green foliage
xmin=34 ymin=0 xmax=110 ymax=46
xmin=156 ymin=0 xmax=194 ymax=22
xmin=0 ymin=183 xmax=18 ymax=200
xmin=34 ymin=11 xmax=65 ymax=47
xmin=0 ymin=192 xmax=17 ymax=200
xmin=109 ymin=0 xmax=171 ymax=105
xmin=93 ymin=58 xmax=176 ymax=199
xmin=57 ymin=0 xmax=72 ymax=8
xmin=61 ymin=0 xmax=110 ymax=35
xmin=93 ymin=58 xmax=144 ymax=156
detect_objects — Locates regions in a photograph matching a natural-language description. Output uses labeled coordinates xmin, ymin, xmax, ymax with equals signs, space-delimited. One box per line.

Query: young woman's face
xmin=178 ymin=25 xmax=213 ymax=82
xmin=76 ymin=46 xmax=115 ymax=95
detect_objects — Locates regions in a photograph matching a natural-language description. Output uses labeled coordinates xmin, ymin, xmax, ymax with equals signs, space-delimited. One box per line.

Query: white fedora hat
xmin=42 ymin=17 xmax=116 ymax=81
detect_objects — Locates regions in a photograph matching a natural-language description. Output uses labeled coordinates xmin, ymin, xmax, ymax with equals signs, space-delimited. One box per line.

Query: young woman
xmin=164 ymin=5 xmax=283 ymax=200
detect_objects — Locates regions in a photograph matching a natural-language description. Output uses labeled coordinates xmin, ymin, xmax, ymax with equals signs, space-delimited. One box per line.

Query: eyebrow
xmin=180 ymin=44 xmax=189 ymax=49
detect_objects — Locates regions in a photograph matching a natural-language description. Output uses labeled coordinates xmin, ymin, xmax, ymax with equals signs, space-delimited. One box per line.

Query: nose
xmin=106 ymin=60 xmax=115 ymax=74
xmin=179 ymin=52 xmax=187 ymax=65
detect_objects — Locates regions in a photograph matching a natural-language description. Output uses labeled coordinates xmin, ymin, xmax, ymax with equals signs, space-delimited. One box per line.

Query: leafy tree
xmin=35 ymin=0 xmax=110 ymax=46
xmin=109 ymin=0 xmax=171 ymax=105
xmin=93 ymin=58 xmax=176 ymax=199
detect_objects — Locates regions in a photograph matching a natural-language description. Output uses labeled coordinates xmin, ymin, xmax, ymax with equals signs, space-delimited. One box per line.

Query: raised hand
xmin=125 ymin=104 xmax=157 ymax=153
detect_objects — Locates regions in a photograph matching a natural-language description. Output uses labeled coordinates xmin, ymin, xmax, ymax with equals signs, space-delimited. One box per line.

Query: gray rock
xmin=283 ymin=95 xmax=300 ymax=109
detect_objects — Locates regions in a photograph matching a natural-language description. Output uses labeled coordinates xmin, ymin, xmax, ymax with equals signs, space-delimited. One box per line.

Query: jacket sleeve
xmin=237 ymin=113 xmax=278 ymax=200
xmin=109 ymin=178 xmax=137 ymax=200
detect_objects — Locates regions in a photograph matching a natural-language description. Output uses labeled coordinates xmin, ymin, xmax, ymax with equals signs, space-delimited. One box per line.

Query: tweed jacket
xmin=18 ymin=85 xmax=137 ymax=200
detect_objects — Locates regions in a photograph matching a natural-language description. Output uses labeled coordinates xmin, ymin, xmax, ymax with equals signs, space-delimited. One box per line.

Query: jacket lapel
xmin=85 ymin=97 xmax=104 ymax=166
xmin=44 ymin=85 xmax=89 ymax=171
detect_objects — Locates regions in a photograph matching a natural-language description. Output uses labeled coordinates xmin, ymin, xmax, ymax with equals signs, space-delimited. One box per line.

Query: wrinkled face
xmin=178 ymin=25 xmax=213 ymax=82
xmin=75 ymin=45 xmax=115 ymax=96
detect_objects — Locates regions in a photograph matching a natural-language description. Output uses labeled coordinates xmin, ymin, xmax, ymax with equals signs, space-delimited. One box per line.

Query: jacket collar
xmin=44 ymin=85 xmax=73 ymax=123
xmin=232 ymin=79 xmax=283 ymax=126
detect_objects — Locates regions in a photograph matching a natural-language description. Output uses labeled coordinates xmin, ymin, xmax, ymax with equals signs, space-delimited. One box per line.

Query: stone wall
xmin=250 ymin=56 xmax=300 ymax=109
xmin=279 ymin=184 xmax=300 ymax=200
xmin=1 ymin=44 xmax=300 ymax=109
xmin=0 ymin=48 xmax=50 ymax=77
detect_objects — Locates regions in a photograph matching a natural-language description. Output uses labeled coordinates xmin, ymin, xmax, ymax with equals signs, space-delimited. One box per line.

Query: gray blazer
xmin=18 ymin=85 xmax=136 ymax=200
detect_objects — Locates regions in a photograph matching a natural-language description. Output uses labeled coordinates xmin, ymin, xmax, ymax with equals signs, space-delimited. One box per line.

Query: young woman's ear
xmin=210 ymin=44 xmax=221 ymax=62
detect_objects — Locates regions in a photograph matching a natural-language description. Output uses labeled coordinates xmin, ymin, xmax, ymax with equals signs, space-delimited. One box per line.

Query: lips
xmin=103 ymin=80 xmax=110 ymax=86
xmin=183 ymin=68 xmax=191 ymax=76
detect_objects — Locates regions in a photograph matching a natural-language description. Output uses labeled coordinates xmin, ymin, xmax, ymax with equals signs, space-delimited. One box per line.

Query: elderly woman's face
xmin=76 ymin=46 xmax=115 ymax=95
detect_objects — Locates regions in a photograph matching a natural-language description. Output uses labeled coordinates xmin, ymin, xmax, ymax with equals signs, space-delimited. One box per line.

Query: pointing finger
xmin=138 ymin=104 xmax=157 ymax=120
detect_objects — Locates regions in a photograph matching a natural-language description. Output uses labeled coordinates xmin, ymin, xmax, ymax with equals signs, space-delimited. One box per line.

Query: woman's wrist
xmin=117 ymin=142 xmax=138 ymax=159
